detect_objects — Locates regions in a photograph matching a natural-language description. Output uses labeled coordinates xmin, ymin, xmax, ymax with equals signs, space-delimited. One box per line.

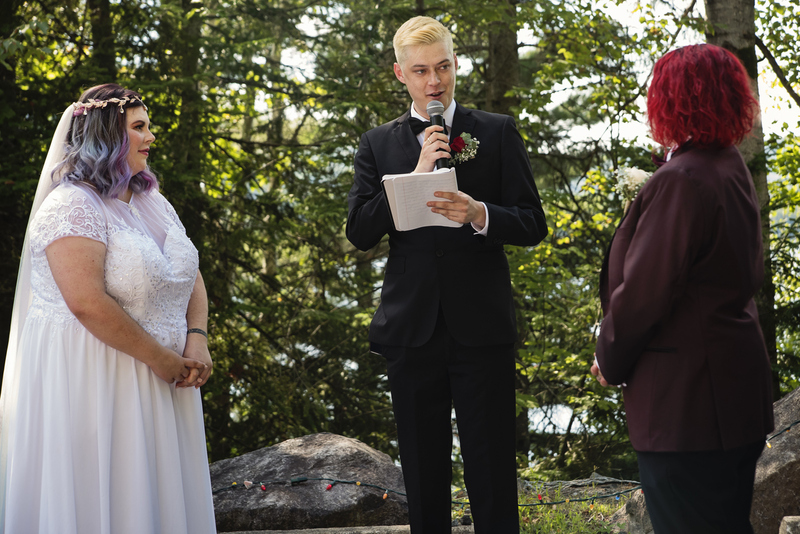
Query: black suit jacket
xmin=596 ymin=145 xmax=774 ymax=452
xmin=347 ymin=103 xmax=547 ymax=348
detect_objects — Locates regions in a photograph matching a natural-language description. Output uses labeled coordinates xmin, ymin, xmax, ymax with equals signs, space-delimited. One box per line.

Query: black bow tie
xmin=408 ymin=117 xmax=448 ymax=136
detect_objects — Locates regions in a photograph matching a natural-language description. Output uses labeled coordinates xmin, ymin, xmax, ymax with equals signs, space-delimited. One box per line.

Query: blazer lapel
xmin=451 ymin=103 xmax=476 ymax=141
xmin=393 ymin=111 xmax=422 ymax=168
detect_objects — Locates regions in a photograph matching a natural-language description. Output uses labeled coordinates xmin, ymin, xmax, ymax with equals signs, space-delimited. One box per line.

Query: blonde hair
xmin=393 ymin=16 xmax=454 ymax=65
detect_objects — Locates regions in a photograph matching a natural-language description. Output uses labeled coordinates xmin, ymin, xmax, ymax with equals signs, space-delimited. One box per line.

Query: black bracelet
xmin=187 ymin=328 xmax=208 ymax=338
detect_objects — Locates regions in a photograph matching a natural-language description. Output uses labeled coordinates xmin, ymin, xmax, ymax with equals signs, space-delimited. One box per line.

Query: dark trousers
xmin=637 ymin=441 xmax=765 ymax=534
xmin=382 ymin=310 xmax=519 ymax=534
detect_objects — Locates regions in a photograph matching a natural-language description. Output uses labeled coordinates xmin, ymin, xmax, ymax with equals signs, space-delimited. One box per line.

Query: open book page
xmin=381 ymin=167 xmax=461 ymax=231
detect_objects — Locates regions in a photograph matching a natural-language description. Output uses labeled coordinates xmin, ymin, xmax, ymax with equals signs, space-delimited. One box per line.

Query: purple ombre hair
xmin=54 ymin=83 xmax=158 ymax=197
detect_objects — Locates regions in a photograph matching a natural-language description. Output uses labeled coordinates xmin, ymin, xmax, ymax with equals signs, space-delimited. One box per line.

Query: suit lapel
xmin=393 ymin=111 xmax=422 ymax=168
xmin=451 ymin=103 xmax=476 ymax=141
xmin=449 ymin=104 xmax=479 ymax=191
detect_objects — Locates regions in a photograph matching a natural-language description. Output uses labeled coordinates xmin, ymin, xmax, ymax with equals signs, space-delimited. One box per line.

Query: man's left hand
xmin=428 ymin=191 xmax=486 ymax=228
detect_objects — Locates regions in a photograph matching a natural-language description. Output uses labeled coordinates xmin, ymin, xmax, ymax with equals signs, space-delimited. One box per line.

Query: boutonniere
xmin=614 ymin=166 xmax=652 ymax=213
xmin=449 ymin=133 xmax=480 ymax=166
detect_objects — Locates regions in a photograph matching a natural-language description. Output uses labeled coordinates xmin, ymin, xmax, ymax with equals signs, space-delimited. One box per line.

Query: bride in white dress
xmin=0 ymin=84 xmax=217 ymax=533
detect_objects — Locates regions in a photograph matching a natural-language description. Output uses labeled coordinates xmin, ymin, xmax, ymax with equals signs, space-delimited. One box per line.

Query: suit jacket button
xmin=435 ymin=249 xmax=444 ymax=257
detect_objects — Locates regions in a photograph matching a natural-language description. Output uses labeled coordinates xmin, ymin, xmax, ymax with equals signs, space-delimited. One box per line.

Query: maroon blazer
xmin=596 ymin=145 xmax=774 ymax=452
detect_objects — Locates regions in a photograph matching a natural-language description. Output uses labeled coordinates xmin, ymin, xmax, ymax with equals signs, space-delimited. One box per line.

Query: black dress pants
xmin=636 ymin=441 xmax=765 ymax=534
xmin=382 ymin=310 xmax=519 ymax=534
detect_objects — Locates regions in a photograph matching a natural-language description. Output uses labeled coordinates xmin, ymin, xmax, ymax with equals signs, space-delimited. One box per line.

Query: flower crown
xmin=72 ymin=96 xmax=147 ymax=117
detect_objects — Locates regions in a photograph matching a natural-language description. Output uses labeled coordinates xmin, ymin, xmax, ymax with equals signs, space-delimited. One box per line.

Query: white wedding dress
xmin=2 ymin=181 xmax=216 ymax=533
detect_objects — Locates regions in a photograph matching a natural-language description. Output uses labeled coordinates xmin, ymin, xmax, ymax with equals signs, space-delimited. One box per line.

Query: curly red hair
xmin=647 ymin=44 xmax=758 ymax=148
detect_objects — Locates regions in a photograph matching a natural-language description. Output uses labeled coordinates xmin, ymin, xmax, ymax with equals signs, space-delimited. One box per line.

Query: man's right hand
xmin=414 ymin=125 xmax=451 ymax=173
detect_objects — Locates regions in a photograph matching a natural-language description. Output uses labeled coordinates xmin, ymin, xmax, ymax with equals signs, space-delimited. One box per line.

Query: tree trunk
xmin=163 ymin=0 xmax=206 ymax=249
xmin=87 ymin=0 xmax=116 ymax=80
xmin=704 ymin=0 xmax=778 ymax=399
xmin=485 ymin=0 xmax=520 ymax=115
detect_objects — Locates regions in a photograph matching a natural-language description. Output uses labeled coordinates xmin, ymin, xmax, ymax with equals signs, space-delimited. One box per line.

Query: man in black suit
xmin=346 ymin=16 xmax=547 ymax=533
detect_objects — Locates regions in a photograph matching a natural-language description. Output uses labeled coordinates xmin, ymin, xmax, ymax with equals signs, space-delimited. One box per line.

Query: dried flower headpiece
xmin=72 ymin=96 xmax=147 ymax=117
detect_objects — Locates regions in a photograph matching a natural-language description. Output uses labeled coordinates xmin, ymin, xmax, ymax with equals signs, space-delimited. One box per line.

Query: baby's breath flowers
xmin=614 ymin=167 xmax=652 ymax=212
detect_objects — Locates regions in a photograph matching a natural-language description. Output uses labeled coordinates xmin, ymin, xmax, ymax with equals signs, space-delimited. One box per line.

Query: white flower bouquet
xmin=614 ymin=167 xmax=652 ymax=211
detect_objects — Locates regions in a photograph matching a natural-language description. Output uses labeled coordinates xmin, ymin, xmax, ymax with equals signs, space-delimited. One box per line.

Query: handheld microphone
xmin=426 ymin=100 xmax=448 ymax=170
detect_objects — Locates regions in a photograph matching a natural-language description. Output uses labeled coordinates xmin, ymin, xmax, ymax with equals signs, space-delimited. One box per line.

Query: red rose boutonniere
xmin=449 ymin=132 xmax=479 ymax=166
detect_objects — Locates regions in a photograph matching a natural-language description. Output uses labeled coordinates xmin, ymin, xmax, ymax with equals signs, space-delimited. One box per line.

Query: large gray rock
xmin=781 ymin=517 xmax=800 ymax=534
xmin=211 ymin=433 xmax=408 ymax=532
xmin=752 ymin=387 xmax=800 ymax=534
xmin=614 ymin=490 xmax=653 ymax=534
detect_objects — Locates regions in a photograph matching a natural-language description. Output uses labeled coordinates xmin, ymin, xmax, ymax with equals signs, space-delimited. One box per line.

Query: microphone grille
xmin=426 ymin=100 xmax=445 ymax=116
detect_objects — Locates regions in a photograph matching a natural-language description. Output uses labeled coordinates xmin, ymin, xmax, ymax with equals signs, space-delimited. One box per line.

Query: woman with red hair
xmin=592 ymin=44 xmax=774 ymax=533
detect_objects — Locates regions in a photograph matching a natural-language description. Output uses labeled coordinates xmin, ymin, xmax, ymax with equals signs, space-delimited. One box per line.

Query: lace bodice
xmin=26 ymin=182 xmax=199 ymax=352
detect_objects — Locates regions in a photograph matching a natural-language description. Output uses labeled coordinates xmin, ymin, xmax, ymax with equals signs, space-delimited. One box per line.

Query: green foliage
xmin=509 ymin=172 xmax=637 ymax=480
xmin=517 ymin=486 xmax=627 ymax=533
xmin=767 ymin=132 xmax=800 ymax=394
xmin=758 ymin=0 xmax=800 ymax=125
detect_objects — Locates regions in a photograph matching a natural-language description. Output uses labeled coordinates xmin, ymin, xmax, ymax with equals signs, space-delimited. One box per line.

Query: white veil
xmin=0 ymin=104 xmax=75 ymax=522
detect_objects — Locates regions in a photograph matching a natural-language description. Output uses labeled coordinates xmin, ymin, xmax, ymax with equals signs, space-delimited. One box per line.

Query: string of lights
xmin=765 ymin=417 xmax=799 ymax=448
xmin=455 ymin=485 xmax=642 ymax=509
xmin=214 ymin=476 xmax=404 ymax=501
xmin=214 ymin=475 xmax=641 ymax=509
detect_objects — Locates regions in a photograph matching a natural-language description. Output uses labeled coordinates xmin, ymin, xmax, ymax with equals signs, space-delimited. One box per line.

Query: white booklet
xmin=381 ymin=167 xmax=461 ymax=231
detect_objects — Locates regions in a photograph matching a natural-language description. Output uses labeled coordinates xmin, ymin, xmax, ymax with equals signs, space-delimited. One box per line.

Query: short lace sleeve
xmin=154 ymin=190 xmax=187 ymax=233
xmin=29 ymin=183 xmax=108 ymax=255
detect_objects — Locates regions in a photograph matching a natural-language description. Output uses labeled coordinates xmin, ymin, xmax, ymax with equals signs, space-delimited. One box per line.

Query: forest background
xmin=1 ymin=0 xmax=799 ymax=483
